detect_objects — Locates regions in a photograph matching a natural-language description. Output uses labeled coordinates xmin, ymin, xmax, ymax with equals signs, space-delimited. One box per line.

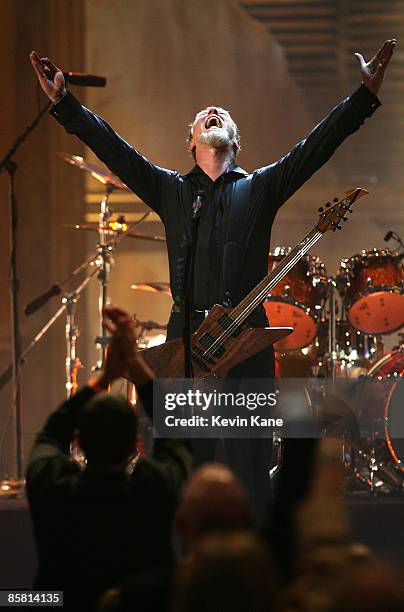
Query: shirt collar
xmin=184 ymin=162 xmax=248 ymax=179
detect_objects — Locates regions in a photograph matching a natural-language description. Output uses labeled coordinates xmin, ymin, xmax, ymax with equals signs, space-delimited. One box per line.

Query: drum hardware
xmin=93 ymin=183 xmax=115 ymax=370
xmin=0 ymin=258 xmax=101 ymax=478
xmin=327 ymin=277 xmax=338 ymax=380
xmin=130 ymin=282 xmax=172 ymax=297
xmin=66 ymin=220 xmax=166 ymax=243
xmin=269 ymin=434 xmax=283 ymax=479
xmin=384 ymin=229 xmax=404 ymax=252
xmin=57 ymin=151 xmax=138 ymax=369
xmin=64 ymin=292 xmax=82 ymax=399
xmin=63 ymin=272 xmax=101 ymax=469
xmin=87 ymin=196 xmax=160 ymax=370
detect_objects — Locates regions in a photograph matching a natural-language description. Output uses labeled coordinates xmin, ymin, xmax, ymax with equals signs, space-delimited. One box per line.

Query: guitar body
xmin=136 ymin=304 xmax=292 ymax=379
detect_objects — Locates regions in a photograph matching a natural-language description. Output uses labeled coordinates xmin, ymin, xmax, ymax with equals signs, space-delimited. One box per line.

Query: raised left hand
xmin=355 ymin=39 xmax=396 ymax=95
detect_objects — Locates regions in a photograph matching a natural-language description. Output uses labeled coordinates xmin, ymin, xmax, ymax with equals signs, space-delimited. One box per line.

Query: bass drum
xmin=368 ymin=347 xmax=404 ymax=472
xmin=265 ymin=247 xmax=327 ymax=351
xmin=349 ymin=347 xmax=404 ymax=490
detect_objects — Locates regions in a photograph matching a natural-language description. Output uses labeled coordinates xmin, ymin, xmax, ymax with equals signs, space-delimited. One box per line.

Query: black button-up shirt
xmin=51 ymin=86 xmax=380 ymax=310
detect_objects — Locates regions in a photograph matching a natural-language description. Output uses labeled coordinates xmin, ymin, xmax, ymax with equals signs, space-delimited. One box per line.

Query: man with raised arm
xmin=29 ymin=41 xmax=395 ymax=520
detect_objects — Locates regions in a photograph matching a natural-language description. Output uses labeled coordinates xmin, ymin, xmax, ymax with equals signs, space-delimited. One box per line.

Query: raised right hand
xmin=29 ymin=50 xmax=66 ymax=103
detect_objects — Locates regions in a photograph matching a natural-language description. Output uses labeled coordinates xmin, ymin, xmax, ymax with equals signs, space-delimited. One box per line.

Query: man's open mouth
xmin=205 ymin=115 xmax=222 ymax=129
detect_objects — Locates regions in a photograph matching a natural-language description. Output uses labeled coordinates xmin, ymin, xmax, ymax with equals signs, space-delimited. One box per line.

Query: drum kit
xmin=265 ymin=244 xmax=404 ymax=493
xmin=265 ymin=245 xmax=403 ymax=377
xmin=26 ymin=154 xmax=404 ymax=492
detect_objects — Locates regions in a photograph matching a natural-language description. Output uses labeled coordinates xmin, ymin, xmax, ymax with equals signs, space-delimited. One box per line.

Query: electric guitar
xmin=131 ymin=188 xmax=368 ymax=379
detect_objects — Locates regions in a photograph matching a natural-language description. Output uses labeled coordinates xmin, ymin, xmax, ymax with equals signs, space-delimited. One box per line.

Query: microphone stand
xmin=24 ymin=254 xmax=97 ymax=317
xmin=0 ymin=264 xmax=98 ymax=496
xmin=0 ymin=100 xmax=52 ymax=485
xmin=183 ymin=192 xmax=204 ymax=377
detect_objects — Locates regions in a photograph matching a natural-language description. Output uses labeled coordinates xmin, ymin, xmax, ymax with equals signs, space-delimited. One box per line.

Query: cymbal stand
xmin=64 ymin=274 xmax=95 ymax=398
xmin=64 ymin=269 xmax=98 ymax=466
xmin=327 ymin=277 xmax=338 ymax=380
xmin=94 ymin=184 xmax=114 ymax=370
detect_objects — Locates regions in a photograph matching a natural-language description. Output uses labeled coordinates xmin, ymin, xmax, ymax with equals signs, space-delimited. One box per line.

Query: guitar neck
xmin=230 ymin=227 xmax=323 ymax=326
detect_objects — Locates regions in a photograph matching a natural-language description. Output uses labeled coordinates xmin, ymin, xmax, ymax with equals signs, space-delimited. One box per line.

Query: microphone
xmin=62 ymin=72 xmax=107 ymax=88
xmin=384 ymin=231 xmax=394 ymax=242
xmin=192 ymin=190 xmax=205 ymax=219
xmin=25 ymin=284 xmax=62 ymax=316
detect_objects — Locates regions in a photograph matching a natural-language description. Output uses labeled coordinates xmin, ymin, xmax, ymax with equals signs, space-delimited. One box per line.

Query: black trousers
xmin=166 ymin=307 xmax=274 ymax=526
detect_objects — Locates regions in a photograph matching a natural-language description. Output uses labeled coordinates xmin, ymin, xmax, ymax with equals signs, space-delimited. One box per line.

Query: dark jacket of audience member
xmin=26 ymin=383 xmax=191 ymax=611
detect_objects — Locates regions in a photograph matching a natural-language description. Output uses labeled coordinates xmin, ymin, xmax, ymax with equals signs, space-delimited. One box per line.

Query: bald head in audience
xmin=176 ymin=463 xmax=253 ymax=551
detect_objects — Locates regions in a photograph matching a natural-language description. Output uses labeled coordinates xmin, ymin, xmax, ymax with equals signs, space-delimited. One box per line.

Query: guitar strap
xmin=222 ymin=175 xmax=252 ymax=307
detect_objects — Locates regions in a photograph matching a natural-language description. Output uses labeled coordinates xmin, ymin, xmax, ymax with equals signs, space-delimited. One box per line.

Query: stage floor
xmin=1 ymin=493 xmax=404 ymax=588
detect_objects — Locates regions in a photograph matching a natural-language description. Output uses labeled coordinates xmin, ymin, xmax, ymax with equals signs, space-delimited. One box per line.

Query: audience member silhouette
xmin=26 ymin=306 xmax=192 ymax=611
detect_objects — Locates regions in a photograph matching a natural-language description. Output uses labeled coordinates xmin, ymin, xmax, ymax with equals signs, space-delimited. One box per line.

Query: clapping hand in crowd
xmin=94 ymin=305 xmax=154 ymax=391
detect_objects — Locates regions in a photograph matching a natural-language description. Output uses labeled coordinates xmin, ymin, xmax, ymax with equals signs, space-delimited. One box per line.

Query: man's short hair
xmin=78 ymin=393 xmax=137 ymax=466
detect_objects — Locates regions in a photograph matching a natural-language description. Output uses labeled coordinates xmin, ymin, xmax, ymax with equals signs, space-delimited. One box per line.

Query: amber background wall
xmin=1 ymin=0 xmax=402 ymax=476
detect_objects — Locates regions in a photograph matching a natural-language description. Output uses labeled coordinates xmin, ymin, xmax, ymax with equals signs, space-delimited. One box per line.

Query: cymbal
xmin=136 ymin=319 xmax=168 ymax=331
xmin=65 ymin=223 xmax=166 ymax=242
xmin=131 ymin=282 xmax=171 ymax=296
xmin=58 ymin=152 xmax=130 ymax=191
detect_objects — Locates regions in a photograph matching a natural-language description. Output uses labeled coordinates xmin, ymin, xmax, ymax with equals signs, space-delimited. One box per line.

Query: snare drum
xmin=338 ymin=248 xmax=404 ymax=335
xmin=264 ymin=247 xmax=327 ymax=350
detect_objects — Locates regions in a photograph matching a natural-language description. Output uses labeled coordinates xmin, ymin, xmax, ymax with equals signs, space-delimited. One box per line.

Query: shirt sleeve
xmin=50 ymin=92 xmax=175 ymax=219
xmin=255 ymin=84 xmax=381 ymax=211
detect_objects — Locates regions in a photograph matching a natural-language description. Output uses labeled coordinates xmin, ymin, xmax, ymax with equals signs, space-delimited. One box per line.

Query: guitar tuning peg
xmin=326 ymin=202 xmax=331 ymax=207
xmin=318 ymin=207 xmax=324 ymax=213
xmin=333 ymin=197 xmax=339 ymax=203
xmin=348 ymin=209 xmax=353 ymax=213
xmin=343 ymin=217 xmax=348 ymax=221
xmin=337 ymin=226 xmax=342 ymax=230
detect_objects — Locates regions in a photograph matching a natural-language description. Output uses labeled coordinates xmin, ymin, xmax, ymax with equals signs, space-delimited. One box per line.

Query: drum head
xmin=348 ymin=291 xmax=404 ymax=334
xmin=385 ymin=380 xmax=404 ymax=471
xmin=371 ymin=348 xmax=404 ymax=472
xmin=264 ymin=299 xmax=317 ymax=350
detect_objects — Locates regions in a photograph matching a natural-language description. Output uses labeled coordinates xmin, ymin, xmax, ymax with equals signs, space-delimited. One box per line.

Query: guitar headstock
xmin=316 ymin=188 xmax=369 ymax=234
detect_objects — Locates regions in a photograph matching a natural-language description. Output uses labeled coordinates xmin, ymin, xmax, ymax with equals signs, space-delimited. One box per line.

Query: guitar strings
xmin=201 ymin=231 xmax=322 ymax=360
xmin=191 ymin=194 xmax=357 ymax=366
